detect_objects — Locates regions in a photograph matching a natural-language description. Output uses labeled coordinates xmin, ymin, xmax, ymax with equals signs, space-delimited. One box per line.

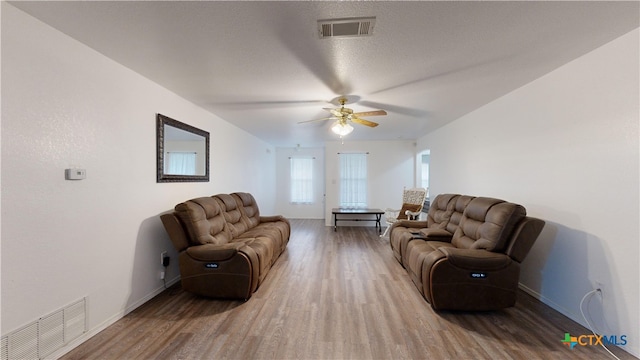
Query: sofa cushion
xmin=426 ymin=194 xmax=459 ymax=228
xmin=174 ymin=197 xmax=233 ymax=245
xmin=452 ymin=197 xmax=526 ymax=252
xmin=393 ymin=227 xmax=454 ymax=265
xmin=259 ymin=215 xmax=291 ymax=247
xmin=404 ymin=239 xmax=457 ymax=294
xmin=239 ymin=223 xmax=286 ymax=254
xmin=446 ymin=195 xmax=475 ymax=234
xmin=233 ymin=192 xmax=261 ymax=229
xmin=247 ymin=236 xmax=275 ymax=281
xmin=214 ymin=193 xmax=249 ymax=237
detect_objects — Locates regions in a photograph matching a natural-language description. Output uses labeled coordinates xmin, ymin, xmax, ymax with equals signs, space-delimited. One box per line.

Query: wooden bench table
xmin=331 ymin=208 xmax=384 ymax=233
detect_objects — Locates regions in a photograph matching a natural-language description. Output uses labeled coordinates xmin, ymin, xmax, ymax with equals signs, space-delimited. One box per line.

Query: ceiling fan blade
xmin=353 ymin=110 xmax=387 ymax=117
xmin=351 ymin=117 xmax=379 ymax=128
xmin=358 ymin=101 xmax=428 ymax=117
xmin=298 ymin=117 xmax=336 ymax=124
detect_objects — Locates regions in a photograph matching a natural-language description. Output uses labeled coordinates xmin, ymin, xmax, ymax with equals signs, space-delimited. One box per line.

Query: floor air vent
xmin=1 ymin=298 xmax=86 ymax=360
xmin=318 ymin=17 xmax=376 ymax=38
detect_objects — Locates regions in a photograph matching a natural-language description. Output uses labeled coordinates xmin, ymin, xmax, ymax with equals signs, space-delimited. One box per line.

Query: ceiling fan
xmin=299 ymin=97 xmax=387 ymax=136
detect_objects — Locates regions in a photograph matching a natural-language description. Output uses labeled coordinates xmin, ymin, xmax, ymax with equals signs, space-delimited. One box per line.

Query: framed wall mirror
xmin=156 ymin=114 xmax=210 ymax=182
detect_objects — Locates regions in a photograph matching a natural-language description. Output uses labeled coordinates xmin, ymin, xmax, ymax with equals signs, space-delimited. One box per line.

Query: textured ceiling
xmin=10 ymin=1 xmax=640 ymax=147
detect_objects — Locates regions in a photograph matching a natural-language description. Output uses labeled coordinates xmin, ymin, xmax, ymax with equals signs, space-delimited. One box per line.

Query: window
xmin=421 ymin=152 xmax=430 ymax=193
xmin=339 ymin=153 xmax=367 ymax=207
xmin=165 ymin=152 xmax=197 ymax=175
xmin=290 ymin=157 xmax=314 ymax=204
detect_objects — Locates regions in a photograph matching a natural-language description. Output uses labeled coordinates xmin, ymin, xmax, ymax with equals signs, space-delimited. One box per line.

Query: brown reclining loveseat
xmin=160 ymin=192 xmax=290 ymax=300
xmin=389 ymin=194 xmax=544 ymax=311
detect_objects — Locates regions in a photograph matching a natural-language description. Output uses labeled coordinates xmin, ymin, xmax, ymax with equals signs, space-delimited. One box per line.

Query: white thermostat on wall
xmin=65 ymin=168 xmax=86 ymax=180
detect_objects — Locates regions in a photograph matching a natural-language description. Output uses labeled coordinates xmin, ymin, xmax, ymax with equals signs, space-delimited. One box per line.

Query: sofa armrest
xmin=505 ymin=217 xmax=545 ymax=262
xmin=391 ymin=221 xmax=453 ymax=240
xmin=438 ymin=247 xmax=512 ymax=271
xmin=160 ymin=213 xmax=190 ymax=252
xmin=395 ymin=220 xmax=429 ymax=228
xmin=424 ymin=247 xmax=520 ymax=311
xmin=417 ymin=228 xmax=454 ymax=241
xmin=389 ymin=220 xmax=426 ymax=239
xmin=260 ymin=215 xmax=288 ymax=223
xmin=186 ymin=241 xmax=252 ymax=262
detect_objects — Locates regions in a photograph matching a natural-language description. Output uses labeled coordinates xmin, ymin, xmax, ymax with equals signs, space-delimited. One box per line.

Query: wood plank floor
xmin=62 ymin=219 xmax=634 ymax=359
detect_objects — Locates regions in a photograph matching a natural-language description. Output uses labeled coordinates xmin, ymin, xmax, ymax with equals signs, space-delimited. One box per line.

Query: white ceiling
xmin=10 ymin=1 xmax=639 ymax=147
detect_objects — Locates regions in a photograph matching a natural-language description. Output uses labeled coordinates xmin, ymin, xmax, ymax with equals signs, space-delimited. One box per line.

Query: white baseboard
xmin=519 ymin=284 xmax=607 ymax=353
xmin=518 ymin=283 xmax=579 ymax=326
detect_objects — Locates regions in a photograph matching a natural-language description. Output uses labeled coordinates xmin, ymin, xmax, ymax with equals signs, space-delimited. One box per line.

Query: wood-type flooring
xmin=61 ymin=219 xmax=634 ymax=359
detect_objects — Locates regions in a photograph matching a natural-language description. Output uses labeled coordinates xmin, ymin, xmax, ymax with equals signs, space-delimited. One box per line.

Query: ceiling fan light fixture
xmin=331 ymin=121 xmax=354 ymax=136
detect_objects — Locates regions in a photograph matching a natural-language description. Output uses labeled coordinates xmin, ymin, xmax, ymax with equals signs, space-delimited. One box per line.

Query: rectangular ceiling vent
xmin=318 ymin=17 xmax=376 ymax=39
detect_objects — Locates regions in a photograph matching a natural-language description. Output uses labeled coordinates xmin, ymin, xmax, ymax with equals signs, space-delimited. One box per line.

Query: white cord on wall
xmin=579 ymin=289 xmax=620 ymax=360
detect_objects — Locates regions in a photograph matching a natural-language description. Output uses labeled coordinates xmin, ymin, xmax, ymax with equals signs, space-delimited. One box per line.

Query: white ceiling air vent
xmin=318 ymin=17 xmax=376 ymax=39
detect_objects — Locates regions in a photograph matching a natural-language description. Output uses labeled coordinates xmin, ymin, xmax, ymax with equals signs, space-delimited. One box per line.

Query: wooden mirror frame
xmin=156 ymin=114 xmax=210 ymax=183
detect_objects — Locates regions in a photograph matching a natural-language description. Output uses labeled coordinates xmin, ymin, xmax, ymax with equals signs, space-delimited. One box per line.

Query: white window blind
xmin=290 ymin=157 xmax=314 ymax=204
xmin=339 ymin=153 xmax=367 ymax=207
xmin=165 ymin=152 xmax=197 ymax=175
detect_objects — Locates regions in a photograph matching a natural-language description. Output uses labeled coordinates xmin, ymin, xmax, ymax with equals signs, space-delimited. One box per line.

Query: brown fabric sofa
xmin=389 ymin=194 xmax=544 ymax=311
xmin=160 ymin=192 xmax=290 ymax=300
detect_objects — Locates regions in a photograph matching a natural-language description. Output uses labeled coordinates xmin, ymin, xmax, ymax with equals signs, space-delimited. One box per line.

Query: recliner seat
xmin=390 ymin=194 xmax=544 ymax=311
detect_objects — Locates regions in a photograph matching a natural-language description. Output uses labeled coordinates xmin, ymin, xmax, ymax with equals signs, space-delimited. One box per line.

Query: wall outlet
xmin=160 ymin=251 xmax=168 ymax=266
xmin=595 ymin=281 xmax=604 ymax=299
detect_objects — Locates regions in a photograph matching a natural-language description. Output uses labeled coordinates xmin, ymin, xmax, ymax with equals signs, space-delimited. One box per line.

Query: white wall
xmin=418 ymin=29 xmax=639 ymax=357
xmin=1 ymin=3 xmax=275 ymax=354
xmin=275 ymin=147 xmax=325 ymax=219
xmin=324 ymin=140 xmax=417 ymax=226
